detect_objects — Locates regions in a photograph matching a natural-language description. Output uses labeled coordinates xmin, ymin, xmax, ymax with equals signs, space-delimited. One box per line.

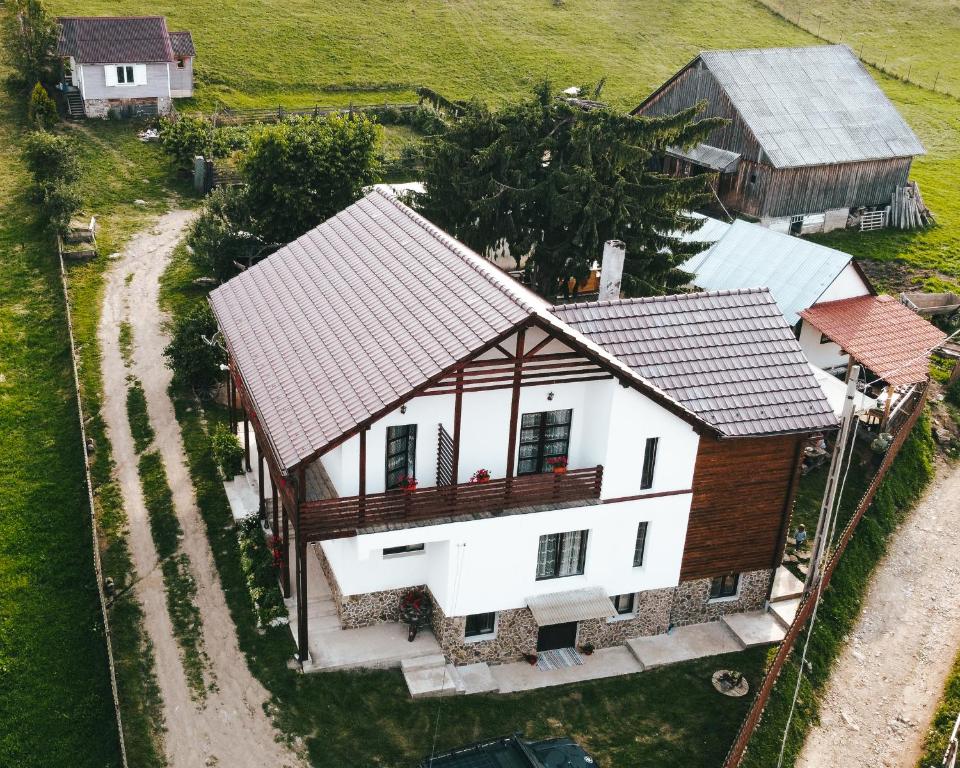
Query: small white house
xmin=56 ymin=16 xmax=195 ymax=118
xmin=210 ymin=190 xmax=836 ymax=667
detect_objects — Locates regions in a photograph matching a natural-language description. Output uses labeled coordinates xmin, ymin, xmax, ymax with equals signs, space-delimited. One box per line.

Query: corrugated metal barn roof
xmin=553 ymin=289 xmax=837 ymax=437
xmin=800 ymin=295 xmax=946 ymax=386
xmin=699 ymin=45 xmax=925 ymax=168
xmin=681 ymin=220 xmax=861 ymax=324
xmin=57 ymin=16 xmax=177 ymax=63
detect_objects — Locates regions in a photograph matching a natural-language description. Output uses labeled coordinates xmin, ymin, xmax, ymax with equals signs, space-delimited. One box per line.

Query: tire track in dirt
xmin=99 ymin=210 xmax=302 ymax=768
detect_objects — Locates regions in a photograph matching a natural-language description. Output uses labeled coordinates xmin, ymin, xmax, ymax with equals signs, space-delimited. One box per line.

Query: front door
xmin=536 ymin=621 xmax=578 ymax=651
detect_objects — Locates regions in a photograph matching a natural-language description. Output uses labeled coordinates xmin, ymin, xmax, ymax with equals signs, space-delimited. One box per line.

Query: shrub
xmin=158 ymin=115 xmax=215 ymax=166
xmin=162 ymin=302 xmax=226 ymax=392
xmin=946 ymin=377 xmax=960 ymax=408
xmin=40 ymin=177 xmax=81 ymax=234
xmin=211 ymin=423 xmax=243 ymax=477
xmin=22 ymin=131 xmax=79 ymax=184
xmin=236 ymin=515 xmax=286 ymax=626
xmin=186 ymin=186 xmax=258 ymax=281
xmin=27 ymin=82 xmax=57 ymax=128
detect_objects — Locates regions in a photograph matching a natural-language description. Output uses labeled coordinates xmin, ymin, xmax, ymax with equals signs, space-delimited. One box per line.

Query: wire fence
xmin=57 ymin=250 xmax=128 ymax=767
xmin=722 ymin=382 xmax=928 ymax=767
xmin=759 ymin=1 xmax=958 ymax=100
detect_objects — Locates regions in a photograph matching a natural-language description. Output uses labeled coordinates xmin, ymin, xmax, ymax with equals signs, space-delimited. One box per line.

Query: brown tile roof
xmin=212 ymin=192 xmax=835 ymax=473
xmin=799 ymin=295 xmax=946 ymax=387
xmin=552 ymin=289 xmax=837 ymax=437
xmin=169 ymin=31 xmax=195 ymax=58
xmin=210 ymin=189 xmax=539 ymax=472
xmin=57 ymin=16 xmax=177 ymax=63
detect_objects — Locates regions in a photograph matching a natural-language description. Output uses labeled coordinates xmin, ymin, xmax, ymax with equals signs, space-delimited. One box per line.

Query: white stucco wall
xmin=817 ymin=262 xmax=871 ymax=304
xmin=798 ymin=318 xmax=849 ymax=370
xmin=322 ymin=492 xmax=692 ymax=616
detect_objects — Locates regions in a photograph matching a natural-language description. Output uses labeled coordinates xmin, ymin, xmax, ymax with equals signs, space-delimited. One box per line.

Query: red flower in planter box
xmin=471 ymin=468 xmax=491 ymax=484
xmin=398 ymin=474 xmax=418 ymax=492
xmin=547 ymin=456 xmax=568 ymax=474
xmin=269 ymin=535 xmax=284 ymax=569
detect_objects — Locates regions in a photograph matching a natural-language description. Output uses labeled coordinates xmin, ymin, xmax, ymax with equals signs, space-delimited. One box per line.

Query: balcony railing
xmin=298 ymin=465 xmax=604 ymax=541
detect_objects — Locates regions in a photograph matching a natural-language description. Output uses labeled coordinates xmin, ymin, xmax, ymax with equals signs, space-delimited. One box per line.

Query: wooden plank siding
xmin=633 ymin=59 xmax=765 ymax=163
xmin=680 ymin=434 xmax=804 ymax=580
xmin=634 ymin=57 xmax=915 ymax=220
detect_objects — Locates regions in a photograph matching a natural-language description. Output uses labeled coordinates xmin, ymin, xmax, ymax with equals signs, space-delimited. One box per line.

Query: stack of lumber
xmin=890 ymin=181 xmax=934 ymax=229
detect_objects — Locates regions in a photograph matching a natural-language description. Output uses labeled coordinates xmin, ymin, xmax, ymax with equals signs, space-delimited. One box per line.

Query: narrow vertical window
xmin=640 ymin=437 xmax=659 ymax=490
xmin=125 ymin=65 xmax=134 ymax=83
xmin=116 ymin=65 xmax=126 ymax=83
xmin=633 ymin=521 xmax=648 ymax=567
xmin=385 ymin=424 xmax=417 ymax=489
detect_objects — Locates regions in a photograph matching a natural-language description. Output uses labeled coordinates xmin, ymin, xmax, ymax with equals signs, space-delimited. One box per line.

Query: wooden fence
xmin=723 ymin=382 xmax=928 ymax=767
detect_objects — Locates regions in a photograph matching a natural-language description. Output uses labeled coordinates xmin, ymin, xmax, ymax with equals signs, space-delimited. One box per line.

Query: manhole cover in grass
xmin=712 ymin=670 xmax=749 ymax=697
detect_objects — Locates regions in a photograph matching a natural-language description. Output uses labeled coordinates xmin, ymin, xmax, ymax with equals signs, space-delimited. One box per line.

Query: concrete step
xmin=627 ymin=622 xmax=742 ymax=669
xmin=456 ymin=662 xmax=499 ymax=695
xmin=404 ymin=662 xmax=465 ymax=698
xmin=312 ymin=613 xmax=342 ymax=632
xmin=770 ymin=566 xmax=805 ymax=603
xmin=769 ymin=597 xmax=801 ymax=631
xmin=722 ymin=611 xmax=787 ymax=648
xmin=400 ymin=653 xmax=447 ymax=673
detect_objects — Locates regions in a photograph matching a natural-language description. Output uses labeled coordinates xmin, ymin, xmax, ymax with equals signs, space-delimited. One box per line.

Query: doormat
xmin=537 ymin=647 xmax=583 ymax=671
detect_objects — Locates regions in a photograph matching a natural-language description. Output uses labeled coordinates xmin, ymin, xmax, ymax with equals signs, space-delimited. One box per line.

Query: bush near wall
xmin=742 ymin=414 xmax=936 ymax=768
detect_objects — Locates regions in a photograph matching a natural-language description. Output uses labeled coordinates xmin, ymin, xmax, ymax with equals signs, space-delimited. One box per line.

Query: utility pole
xmin=805 ymin=366 xmax=861 ymax=595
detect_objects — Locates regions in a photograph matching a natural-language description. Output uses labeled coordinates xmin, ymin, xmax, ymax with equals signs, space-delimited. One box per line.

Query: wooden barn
xmin=633 ymin=46 xmax=925 ymax=233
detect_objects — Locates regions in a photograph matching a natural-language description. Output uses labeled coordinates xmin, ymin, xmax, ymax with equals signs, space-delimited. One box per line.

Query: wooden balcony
xmin=298 ymin=466 xmax=604 ymax=542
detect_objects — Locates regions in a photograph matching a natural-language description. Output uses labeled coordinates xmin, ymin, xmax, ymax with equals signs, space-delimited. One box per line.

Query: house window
xmin=382 ymin=543 xmax=424 ymax=557
xmin=464 ymin=612 xmax=496 ymax=639
xmin=177 ymin=57 xmax=186 ymax=69
xmin=612 ymin=593 xmax=635 ymax=615
xmin=709 ymin=573 xmax=740 ymax=600
xmin=518 ymin=409 xmax=572 ymax=474
xmin=640 ymin=437 xmax=659 ymax=490
xmin=819 ymin=333 xmax=832 ymax=345
xmin=633 ymin=522 xmax=649 ymax=567
xmin=116 ymin=65 xmax=135 ymax=84
xmin=749 ymin=172 xmax=757 ymax=184
xmin=385 ymin=424 xmax=417 ymax=489
xmin=536 ymin=530 xmax=588 ymax=580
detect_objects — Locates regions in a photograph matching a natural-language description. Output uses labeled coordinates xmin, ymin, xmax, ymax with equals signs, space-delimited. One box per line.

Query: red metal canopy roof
xmin=799 ymin=295 xmax=946 ymax=386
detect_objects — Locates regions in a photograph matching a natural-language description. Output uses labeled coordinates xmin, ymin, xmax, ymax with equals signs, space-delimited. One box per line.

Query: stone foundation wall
xmin=428 ymin=593 xmax=539 ymax=665
xmin=577 ymin=587 xmax=674 ymax=650
xmin=157 ymin=96 xmax=172 ymax=115
xmin=83 ymin=99 xmax=110 ymax=118
xmin=669 ymin=569 xmax=773 ymax=627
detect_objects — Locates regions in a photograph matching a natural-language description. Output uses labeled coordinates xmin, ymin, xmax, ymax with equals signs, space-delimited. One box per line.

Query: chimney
xmin=598 ymin=240 xmax=625 ymax=302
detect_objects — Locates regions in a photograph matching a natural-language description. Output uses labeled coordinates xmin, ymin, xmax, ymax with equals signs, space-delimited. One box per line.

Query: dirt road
xmin=798 ymin=459 xmax=960 ymax=768
xmin=98 ymin=210 xmax=302 ymax=768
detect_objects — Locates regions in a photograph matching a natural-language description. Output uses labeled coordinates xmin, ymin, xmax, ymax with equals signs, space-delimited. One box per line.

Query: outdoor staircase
xmin=65 ymin=91 xmax=85 ymax=118
xmin=401 ymin=655 xmax=499 ymax=698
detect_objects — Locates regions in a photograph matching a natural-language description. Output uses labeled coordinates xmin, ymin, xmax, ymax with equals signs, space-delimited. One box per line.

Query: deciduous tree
xmin=241 ymin=115 xmax=381 ymax=243
xmin=2 ymin=0 xmax=58 ymax=90
xmin=418 ymin=82 xmax=725 ymax=297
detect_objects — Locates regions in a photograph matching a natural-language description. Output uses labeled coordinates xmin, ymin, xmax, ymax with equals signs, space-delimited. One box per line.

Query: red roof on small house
xmin=799 ymin=295 xmax=946 ymax=386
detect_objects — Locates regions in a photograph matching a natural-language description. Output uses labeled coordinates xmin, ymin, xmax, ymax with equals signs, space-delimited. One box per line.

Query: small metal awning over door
xmin=526 ymin=587 xmax=616 ymax=626
xmin=667 ymin=143 xmax=741 ymax=173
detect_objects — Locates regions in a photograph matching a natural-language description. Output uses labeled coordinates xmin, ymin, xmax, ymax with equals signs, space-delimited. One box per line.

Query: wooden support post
xmin=296 ymin=533 xmax=308 ymax=663
xmin=281 ymin=499 xmax=291 ymax=598
xmin=505 ymin=328 xmax=526 ymax=482
xmin=257 ymin=447 xmax=265 ymax=521
xmin=882 ymin=384 xmax=895 ymax=429
xmin=228 ymin=375 xmax=236 ymax=432
xmin=451 ymin=368 xmax=463 ymax=485
xmin=358 ymin=427 xmax=367 ymax=525
xmin=271 ymin=477 xmax=279 ymax=541
xmin=243 ymin=408 xmax=251 ymax=472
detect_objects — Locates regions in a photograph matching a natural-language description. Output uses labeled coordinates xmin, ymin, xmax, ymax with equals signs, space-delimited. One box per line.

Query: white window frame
xmin=607 ymin=593 xmax=637 ymax=622
xmin=707 ymin=573 xmax=742 ymax=604
xmin=106 ymin=63 xmax=146 ymax=87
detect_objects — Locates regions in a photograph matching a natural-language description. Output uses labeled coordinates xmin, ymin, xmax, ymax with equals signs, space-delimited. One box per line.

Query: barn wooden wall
xmin=680 ymin=433 xmax=803 ymax=581
xmin=634 ymin=57 xmax=915 ymax=220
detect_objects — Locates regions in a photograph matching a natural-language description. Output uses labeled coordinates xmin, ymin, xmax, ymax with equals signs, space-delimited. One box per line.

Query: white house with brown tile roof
xmin=209 ymin=189 xmax=835 ymax=669
xmin=56 ymin=16 xmax=195 ymax=118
